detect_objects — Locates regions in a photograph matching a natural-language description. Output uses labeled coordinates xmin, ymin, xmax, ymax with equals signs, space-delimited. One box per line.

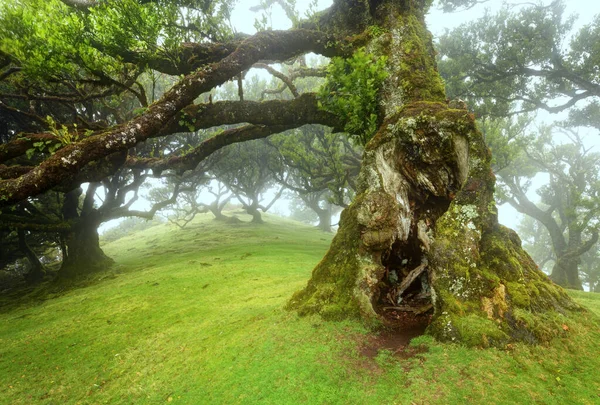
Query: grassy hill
xmin=1 ymin=213 xmax=599 ymax=404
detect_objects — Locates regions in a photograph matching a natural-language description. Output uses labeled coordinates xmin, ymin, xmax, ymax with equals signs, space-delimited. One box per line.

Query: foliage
xmin=211 ymin=139 xmax=283 ymax=222
xmin=0 ymin=0 xmax=235 ymax=80
xmin=269 ymin=125 xmax=360 ymax=208
xmin=437 ymin=0 xmax=600 ymax=125
xmin=318 ymin=48 xmax=388 ymax=146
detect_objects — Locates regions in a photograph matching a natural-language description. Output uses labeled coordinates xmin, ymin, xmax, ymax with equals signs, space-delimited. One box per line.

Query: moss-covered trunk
xmin=288 ymin=0 xmax=582 ymax=346
xmin=316 ymin=208 xmax=332 ymax=233
xmin=59 ymin=218 xmax=113 ymax=278
xmin=18 ymin=229 xmax=46 ymax=283
xmin=551 ymin=253 xmax=583 ymax=290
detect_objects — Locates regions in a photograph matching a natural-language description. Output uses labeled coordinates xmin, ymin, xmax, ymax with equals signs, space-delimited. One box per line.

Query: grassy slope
xmin=1 ymin=213 xmax=599 ymax=404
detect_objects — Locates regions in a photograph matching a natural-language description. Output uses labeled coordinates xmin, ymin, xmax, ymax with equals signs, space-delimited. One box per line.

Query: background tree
xmin=212 ymin=138 xmax=284 ymax=223
xmin=437 ymin=0 xmax=600 ymax=123
xmin=486 ymin=119 xmax=600 ymax=289
xmin=518 ymin=214 xmax=600 ymax=292
xmin=437 ymin=0 xmax=600 ymax=290
xmin=269 ymin=125 xmax=360 ymax=232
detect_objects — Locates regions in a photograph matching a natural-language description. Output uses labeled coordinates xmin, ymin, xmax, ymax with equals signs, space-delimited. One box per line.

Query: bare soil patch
xmin=360 ymin=312 xmax=431 ymax=359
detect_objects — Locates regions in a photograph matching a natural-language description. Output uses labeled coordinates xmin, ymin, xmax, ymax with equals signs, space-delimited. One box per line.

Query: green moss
xmin=392 ymin=14 xmax=446 ymax=103
xmin=287 ymin=194 xmax=381 ymax=325
xmin=511 ymin=308 xmax=569 ymax=343
xmin=453 ymin=314 xmax=510 ymax=347
xmin=428 ymin=312 xmax=510 ymax=347
xmin=506 ymin=281 xmax=532 ymax=308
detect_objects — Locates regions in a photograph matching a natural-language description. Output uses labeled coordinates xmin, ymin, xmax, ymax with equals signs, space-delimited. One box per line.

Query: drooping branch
xmin=502 ymin=175 xmax=567 ymax=254
xmin=0 ymin=213 xmax=72 ymax=232
xmin=88 ymin=38 xmax=248 ymax=76
xmin=103 ymin=181 xmax=189 ymax=221
xmin=1 ymin=94 xmax=342 ymax=182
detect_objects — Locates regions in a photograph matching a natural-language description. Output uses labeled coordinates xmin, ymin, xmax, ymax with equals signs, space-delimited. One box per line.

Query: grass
xmin=1 ymin=212 xmax=600 ymax=404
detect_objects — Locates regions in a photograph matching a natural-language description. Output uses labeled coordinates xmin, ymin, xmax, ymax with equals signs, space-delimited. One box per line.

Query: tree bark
xmin=288 ymin=0 xmax=581 ymax=347
xmin=551 ymin=253 xmax=583 ymax=290
xmin=312 ymin=202 xmax=333 ymax=233
xmin=247 ymin=205 xmax=264 ymax=224
xmin=315 ymin=207 xmax=332 ymax=233
xmin=17 ymin=229 xmax=46 ymax=283
xmin=58 ymin=218 xmax=113 ymax=278
xmin=58 ymin=188 xmax=113 ymax=278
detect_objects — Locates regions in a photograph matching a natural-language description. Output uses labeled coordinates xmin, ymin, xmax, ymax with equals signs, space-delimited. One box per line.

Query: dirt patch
xmin=360 ymin=312 xmax=431 ymax=359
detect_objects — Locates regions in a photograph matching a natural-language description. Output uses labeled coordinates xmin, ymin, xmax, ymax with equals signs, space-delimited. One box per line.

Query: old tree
xmin=0 ymin=0 xmax=584 ymax=346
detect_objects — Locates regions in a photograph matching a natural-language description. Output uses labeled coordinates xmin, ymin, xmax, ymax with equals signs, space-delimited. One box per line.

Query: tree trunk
xmin=307 ymin=199 xmax=333 ymax=233
xmin=316 ymin=208 xmax=332 ymax=233
xmin=18 ymin=229 xmax=46 ymax=283
xmin=551 ymin=253 xmax=583 ymax=290
xmin=209 ymin=196 xmax=232 ymax=221
xmin=287 ymin=0 xmax=581 ymax=347
xmin=247 ymin=204 xmax=264 ymax=224
xmin=58 ymin=219 xmax=113 ymax=278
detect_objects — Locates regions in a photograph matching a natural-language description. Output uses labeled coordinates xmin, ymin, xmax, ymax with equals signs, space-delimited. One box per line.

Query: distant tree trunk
xmin=309 ymin=201 xmax=332 ymax=233
xmin=288 ymin=0 xmax=581 ymax=347
xmin=209 ymin=195 xmax=231 ymax=221
xmin=316 ymin=207 xmax=332 ymax=233
xmin=551 ymin=253 xmax=583 ymax=290
xmin=211 ymin=206 xmax=228 ymax=221
xmin=18 ymin=229 xmax=46 ymax=283
xmin=59 ymin=219 xmax=113 ymax=278
xmin=246 ymin=202 xmax=263 ymax=224
xmin=58 ymin=188 xmax=113 ymax=278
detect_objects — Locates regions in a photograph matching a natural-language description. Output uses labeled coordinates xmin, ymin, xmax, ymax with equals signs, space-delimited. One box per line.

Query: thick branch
xmin=163 ymin=93 xmax=342 ymax=134
xmin=0 ymin=133 xmax=61 ymax=164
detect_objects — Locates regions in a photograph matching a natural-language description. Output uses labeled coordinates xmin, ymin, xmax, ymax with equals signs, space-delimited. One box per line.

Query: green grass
xmin=1 ymin=213 xmax=600 ymax=404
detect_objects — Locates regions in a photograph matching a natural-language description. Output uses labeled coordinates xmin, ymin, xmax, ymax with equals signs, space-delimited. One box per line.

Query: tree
xmin=518 ymin=214 xmax=600 ymax=292
xmin=491 ymin=124 xmax=600 ymax=290
xmin=0 ymin=0 xmax=582 ymax=346
xmin=212 ymin=138 xmax=284 ymax=223
xmin=1 ymin=168 xmax=184 ymax=278
xmin=269 ymin=125 xmax=360 ymax=232
xmin=437 ymin=0 xmax=600 ymax=124
xmin=437 ymin=0 xmax=600 ymax=290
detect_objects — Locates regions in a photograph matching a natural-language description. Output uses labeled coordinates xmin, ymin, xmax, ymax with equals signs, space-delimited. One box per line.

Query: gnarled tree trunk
xmin=288 ymin=0 xmax=581 ymax=347
xmin=306 ymin=198 xmax=333 ymax=233
xmin=59 ymin=218 xmax=113 ymax=278
xmin=18 ymin=229 xmax=46 ymax=283
xmin=551 ymin=253 xmax=583 ymax=290
xmin=58 ymin=188 xmax=113 ymax=278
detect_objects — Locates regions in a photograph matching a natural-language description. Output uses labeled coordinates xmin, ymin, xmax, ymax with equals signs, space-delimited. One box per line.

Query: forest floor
xmin=1 ymin=212 xmax=599 ymax=404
